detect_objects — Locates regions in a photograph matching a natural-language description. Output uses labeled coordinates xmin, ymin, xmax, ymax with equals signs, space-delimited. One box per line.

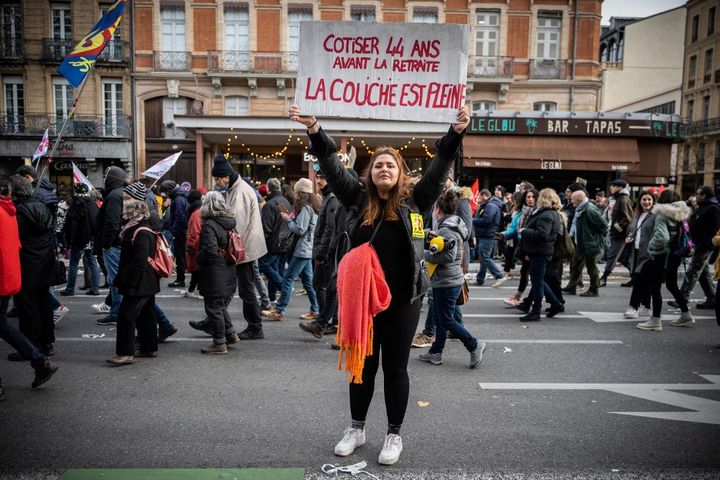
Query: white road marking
xmin=53 ymin=337 xmax=622 ymax=345
xmin=479 ymin=374 xmax=720 ymax=425
xmin=579 ymin=311 xmax=716 ymax=323
xmin=464 ymin=313 xmax=585 ymax=319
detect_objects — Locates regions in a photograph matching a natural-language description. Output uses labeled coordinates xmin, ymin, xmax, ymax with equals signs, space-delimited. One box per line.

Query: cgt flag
xmin=469 ymin=178 xmax=480 ymax=215
xmin=32 ymin=129 xmax=49 ymax=163
xmin=72 ymin=162 xmax=95 ymax=191
xmin=143 ymin=152 xmax=182 ymax=180
xmin=57 ymin=0 xmax=126 ymax=88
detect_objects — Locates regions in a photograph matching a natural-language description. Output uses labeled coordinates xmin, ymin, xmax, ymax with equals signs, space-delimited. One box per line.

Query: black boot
xmin=599 ymin=274 xmax=608 ymax=287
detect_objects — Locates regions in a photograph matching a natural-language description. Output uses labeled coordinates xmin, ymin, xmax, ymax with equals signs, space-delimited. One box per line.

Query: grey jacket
xmin=287 ymin=205 xmax=317 ymax=259
xmin=627 ymin=212 xmax=656 ymax=274
xmin=425 ymin=214 xmax=469 ymax=289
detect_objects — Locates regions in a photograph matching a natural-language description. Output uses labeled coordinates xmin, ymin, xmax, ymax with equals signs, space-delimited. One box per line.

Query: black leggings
xmin=517 ymin=259 xmax=530 ymax=293
xmin=349 ymin=298 xmax=421 ymax=428
xmin=629 ymin=261 xmax=653 ymax=310
xmin=647 ymin=254 xmax=688 ymax=316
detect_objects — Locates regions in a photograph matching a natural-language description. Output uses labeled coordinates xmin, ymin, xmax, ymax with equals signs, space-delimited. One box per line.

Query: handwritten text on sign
xmin=294 ymin=21 xmax=469 ymax=123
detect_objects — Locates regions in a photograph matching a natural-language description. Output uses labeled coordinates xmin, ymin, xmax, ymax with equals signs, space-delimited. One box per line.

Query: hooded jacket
xmin=0 ymin=197 xmax=21 ymax=296
xmin=424 ymin=214 xmax=469 ymax=289
xmin=33 ymin=177 xmax=58 ymax=218
xmin=167 ymin=186 xmax=189 ymax=235
xmin=114 ymin=219 xmax=160 ymax=297
xmin=197 ymin=215 xmax=238 ymax=297
xmin=313 ymin=184 xmax=340 ymax=261
xmin=96 ymin=166 xmax=126 ymax=251
xmin=573 ymin=201 xmax=609 ymax=259
xmin=14 ymin=195 xmax=55 ymax=288
xmin=287 ymin=205 xmax=317 ymax=259
xmin=609 ymin=187 xmax=634 ymax=238
xmin=648 ymin=201 xmax=693 ymax=257
xmin=520 ymin=207 xmax=563 ymax=257
xmin=473 ymin=196 xmax=503 ymax=239
xmin=261 ymin=191 xmax=293 ymax=253
xmin=224 ymin=174 xmax=267 ymax=263
xmin=690 ymin=196 xmax=720 ymax=252
xmin=64 ymin=195 xmax=99 ymax=249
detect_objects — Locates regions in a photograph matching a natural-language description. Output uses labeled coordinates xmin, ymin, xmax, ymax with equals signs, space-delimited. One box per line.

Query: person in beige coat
xmin=211 ymin=154 xmax=268 ymax=340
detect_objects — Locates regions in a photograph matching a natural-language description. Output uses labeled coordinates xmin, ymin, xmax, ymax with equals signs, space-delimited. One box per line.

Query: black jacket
xmin=520 ymin=207 xmax=562 ymax=257
xmin=261 ymin=191 xmax=293 ymax=253
xmin=96 ymin=176 xmax=125 ymax=251
xmin=33 ymin=177 xmax=58 ymax=219
xmin=609 ymin=189 xmax=634 ymax=239
xmin=14 ymin=195 xmax=56 ymax=288
xmin=313 ymin=185 xmax=340 ymax=261
xmin=310 ymin=125 xmax=464 ymax=302
xmin=64 ymin=196 xmax=98 ymax=249
xmin=197 ymin=215 xmax=237 ymax=298
xmin=690 ymin=196 xmax=720 ymax=252
xmin=168 ymin=186 xmax=189 ymax=235
xmin=114 ymin=220 xmax=160 ymax=297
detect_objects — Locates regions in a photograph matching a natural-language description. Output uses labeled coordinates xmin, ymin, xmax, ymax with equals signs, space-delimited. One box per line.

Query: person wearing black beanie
xmin=211 ymin=155 xmax=237 ymax=184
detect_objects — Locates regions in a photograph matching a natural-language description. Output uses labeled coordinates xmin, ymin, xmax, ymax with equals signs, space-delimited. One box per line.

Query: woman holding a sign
xmin=289 ymin=104 xmax=469 ymax=466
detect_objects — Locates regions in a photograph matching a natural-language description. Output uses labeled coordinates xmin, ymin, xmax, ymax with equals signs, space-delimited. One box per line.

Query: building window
xmin=709 ymin=7 xmax=716 ymax=36
xmin=413 ymin=8 xmax=438 ymax=24
xmin=475 ymin=11 xmax=499 ymax=57
xmin=714 ymin=141 xmax=720 ymax=170
xmin=688 ymin=99 xmax=694 ymax=121
xmin=103 ymin=79 xmax=123 ymax=136
xmin=161 ymin=6 xmax=185 ymax=52
xmin=350 ymin=6 xmax=375 ymax=22
xmin=472 ymin=101 xmax=495 ymax=114
xmin=53 ymin=77 xmax=72 ymax=119
xmin=1 ymin=3 xmax=23 ymax=58
xmin=705 ymin=49 xmax=714 ymax=82
xmin=224 ymin=6 xmax=249 ymax=52
xmin=225 ymin=96 xmax=249 ymax=116
xmin=608 ymin=40 xmax=617 ymax=61
xmin=698 ymin=142 xmax=706 ymax=172
xmin=639 ymin=101 xmax=676 ymax=115
xmin=536 ymin=13 xmax=561 ymax=59
xmin=689 ymin=55 xmax=697 ymax=86
xmin=618 ymin=36 xmax=624 ymax=61
xmin=683 ymin=145 xmax=690 ymax=172
xmin=52 ymin=4 xmax=71 ymax=40
xmin=534 ymin=101 xmax=557 ymax=112
xmin=288 ymin=6 xmax=312 ymax=70
xmin=600 ymin=44 xmax=607 ymax=62
xmin=703 ymin=96 xmax=711 ymax=121
xmin=3 ymin=76 xmax=23 ymax=132
xmin=692 ymin=15 xmax=699 ymax=42
xmin=99 ymin=4 xmax=122 ymax=61
xmin=162 ymin=97 xmax=187 ymax=139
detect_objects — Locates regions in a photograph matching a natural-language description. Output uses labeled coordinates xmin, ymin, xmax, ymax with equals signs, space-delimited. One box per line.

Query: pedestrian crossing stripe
xmin=59 ymin=468 xmax=304 ymax=480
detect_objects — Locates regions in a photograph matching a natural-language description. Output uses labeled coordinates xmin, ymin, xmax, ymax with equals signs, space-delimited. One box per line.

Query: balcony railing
xmin=528 ymin=58 xmax=568 ymax=79
xmin=97 ymin=40 xmax=128 ymax=64
xmin=42 ymin=38 xmax=75 ymax=62
xmin=0 ymin=115 xmax=131 ymax=138
xmin=688 ymin=117 xmax=720 ymax=136
xmin=468 ymin=56 xmax=514 ymax=78
xmin=0 ymin=37 xmax=24 ymax=61
xmin=154 ymin=51 xmax=191 ymax=71
xmin=208 ymin=50 xmax=299 ymax=73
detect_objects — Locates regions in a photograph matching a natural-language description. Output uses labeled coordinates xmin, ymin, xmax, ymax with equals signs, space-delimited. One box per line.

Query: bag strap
xmin=131 ymin=226 xmax=156 ymax=243
xmin=368 ymin=217 xmax=384 ymax=245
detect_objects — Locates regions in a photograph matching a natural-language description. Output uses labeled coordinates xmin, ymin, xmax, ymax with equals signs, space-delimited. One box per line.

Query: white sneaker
xmin=623 ymin=307 xmax=639 ymax=319
xmin=492 ymin=275 xmax=509 ymax=288
xmin=378 ymin=433 xmax=403 ymax=466
xmin=53 ymin=305 xmax=69 ymax=324
xmin=184 ymin=290 xmax=201 ymax=299
xmin=503 ymin=295 xmax=521 ymax=307
xmin=637 ymin=317 xmax=662 ymax=331
xmin=91 ymin=303 xmax=110 ymax=314
xmin=334 ymin=427 xmax=366 ymax=456
xmin=638 ymin=306 xmax=652 ymax=317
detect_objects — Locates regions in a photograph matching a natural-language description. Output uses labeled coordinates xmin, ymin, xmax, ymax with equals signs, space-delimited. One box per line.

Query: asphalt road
xmin=1 ymin=266 xmax=719 ymax=480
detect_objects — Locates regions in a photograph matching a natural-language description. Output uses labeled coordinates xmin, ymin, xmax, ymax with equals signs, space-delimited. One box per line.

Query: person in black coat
xmin=259 ymin=178 xmax=293 ymax=302
xmin=61 ymin=183 xmax=101 ymax=296
xmin=10 ymin=175 xmax=56 ymax=355
xmin=161 ymin=181 xmax=190 ymax=288
xmin=518 ymin=188 xmax=564 ymax=321
xmin=107 ymin=196 xmax=160 ymax=366
xmin=197 ymin=191 xmax=239 ymax=354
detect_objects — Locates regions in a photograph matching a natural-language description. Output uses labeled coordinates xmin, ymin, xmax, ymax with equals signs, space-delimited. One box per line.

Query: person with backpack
xmin=196 ymin=191 xmax=239 ymax=354
xmin=599 ymin=179 xmax=634 ymax=286
xmin=259 ymin=178 xmax=293 ymax=303
xmin=622 ymin=191 xmax=657 ymax=319
xmin=473 ymin=189 xmax=508 ymax=287
xmin=184 ymin=189 xmax=203 ymax=299
xmin=60 ymin=183 xmax=100 ymax=296
xmin=637 ymin=190 xmax=694 ymax=331
xmin=263 ymin=179 xmax=320 ymax=321
xmin=160 ymin=181 xmax=189 ymax=288
xmin=107 ymin=190 xmax=161 ymax=365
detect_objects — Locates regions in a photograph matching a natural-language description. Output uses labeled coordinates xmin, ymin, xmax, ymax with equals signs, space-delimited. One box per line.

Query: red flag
xmin=470 ymin=178 xmax=480 ymax=215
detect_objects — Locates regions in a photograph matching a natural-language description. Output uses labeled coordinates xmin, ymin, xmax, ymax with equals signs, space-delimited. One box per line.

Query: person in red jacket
xmin=0 ymin=176 xmax=58 ymax=399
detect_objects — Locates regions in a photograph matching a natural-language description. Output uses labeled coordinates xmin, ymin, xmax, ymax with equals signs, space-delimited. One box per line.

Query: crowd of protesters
xmin=2 ymin=106 xmax=719 ymax=464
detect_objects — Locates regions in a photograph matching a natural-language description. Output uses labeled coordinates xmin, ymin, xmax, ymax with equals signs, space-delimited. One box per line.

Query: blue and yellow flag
xmin=57 ymin=0 xmax=126 ymax=88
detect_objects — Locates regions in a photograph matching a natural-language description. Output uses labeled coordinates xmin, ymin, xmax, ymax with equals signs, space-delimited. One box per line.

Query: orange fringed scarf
xmin=336 ymin=242 xmax=392 ymax=384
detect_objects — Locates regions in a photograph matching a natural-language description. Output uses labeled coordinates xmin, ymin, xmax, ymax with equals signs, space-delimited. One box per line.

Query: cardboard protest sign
xmin=294 ymin=21 xmax=469 ymax=123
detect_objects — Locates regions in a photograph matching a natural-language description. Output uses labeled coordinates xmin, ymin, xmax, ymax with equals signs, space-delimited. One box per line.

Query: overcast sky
xmin=602 ymin=0 xmax=686 ymax=25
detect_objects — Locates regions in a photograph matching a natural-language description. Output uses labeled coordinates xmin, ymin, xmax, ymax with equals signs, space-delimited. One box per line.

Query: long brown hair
xmin=361 ymin=146 xmax=413 ymax=226
xmin=293 ymin=191 xmax=321 ymax=214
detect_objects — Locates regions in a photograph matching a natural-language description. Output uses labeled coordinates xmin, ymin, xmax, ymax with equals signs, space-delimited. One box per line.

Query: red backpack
xmin=132 ymin=227 xmax=176 ymax=278
xmin=220 ymin=228 xmax=246 ymax=264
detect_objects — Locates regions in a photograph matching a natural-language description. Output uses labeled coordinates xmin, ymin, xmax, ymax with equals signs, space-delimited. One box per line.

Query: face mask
xmin=214 ymin=183 xmax=228 ymax=193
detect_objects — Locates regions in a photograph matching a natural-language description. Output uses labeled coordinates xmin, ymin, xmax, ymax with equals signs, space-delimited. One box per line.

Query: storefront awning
xmin=462 ymin=135 xmax=641 ymax=172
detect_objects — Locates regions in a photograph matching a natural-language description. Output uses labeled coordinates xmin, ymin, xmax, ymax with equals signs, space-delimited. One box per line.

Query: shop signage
xmin=468 ymin=117 xmax=688 ymax=142
xmin=612 ymin=165 xmax=629 ymax=171
xmin=51 ymin=160 xmax=88 ymax=172
xmin=540 ymin=160 xmax=562 ymax=170
xmin=56 ymin=140 xmax=75 ymax=156
xmin=655 ymin=177 xmax=667 ymax=185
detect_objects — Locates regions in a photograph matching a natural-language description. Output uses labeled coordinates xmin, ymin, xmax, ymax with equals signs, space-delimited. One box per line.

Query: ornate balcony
xmin=97 ymin=40 xmax=129 ymax=64
xmin=154 ymin=51 xmax=191 ymax=72
xmin=208 ymin=50 xmax=299 ymax=73
xmin=468 ymin=56 xmax=514 ymax=78
xmin=0 ymin=115 xmax=131 ymax=138
xmin=42 ymin=38 xmax=75 ymax=62
xmin=528 ymin=58 xmax=568 ymax=79
xmin=0 ymin=37 xmax=24 ymax=62
xmin=687 ymin=117 xmax=720 ymax=137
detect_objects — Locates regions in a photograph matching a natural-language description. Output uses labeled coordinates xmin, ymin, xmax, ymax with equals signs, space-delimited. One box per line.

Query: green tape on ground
xmin=59 ymin=468 xmax=305 ymax=480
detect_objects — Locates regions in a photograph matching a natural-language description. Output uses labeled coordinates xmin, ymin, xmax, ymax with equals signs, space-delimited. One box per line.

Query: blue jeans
xmin=475 ymin=238 xmax=503 ymax=284
xmin=528 ymin=254 xmax=561 ymax=315
xmin=49 ymin=289 xmax=60 ymax=310
xmin=259 ymin=253 xmax=285 ymax=302
xmin=103 ymin=247 xmax=122 ymax=319
xmin=64 ymin=248 xmax=100 ymax=294
xmin=154 ymin=304 xmax=172 ymax=330
xmin=253 ymin=259 xmax=271 ymax=307
xmin=0 ymin=296 xmax=45 ymax=368
xmin=422 ymin=288 xmax=463 ymax=337
xmin=429 ymin=285 xmax=478 ymax=354
xmin=275 ymin=256 xmax=319 ymax=314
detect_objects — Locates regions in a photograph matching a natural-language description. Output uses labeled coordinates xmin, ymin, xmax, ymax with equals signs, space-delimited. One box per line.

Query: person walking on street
xmin=419 ymin=189 xmax=485 ymax=367
xmin=473 ymin=189 xmax=508 ymax=287
xmin=600 ymin=179 xmax=633 ymax=286
xmin=290 ymin=103 xmax=469 ymax=466
xmin=623 ymin=191 xmax=657 ymax=319
xmin=562 ymin=190 xmax=608 ymax=297
xmin=259 ymin=178 xmax=293 ymax=303
xmin=161 ymin=181 xmax=189 ymax=288
xmin=499 ymin=189 xmax=537 ymax=307
xmin=637 ymin=190 xmax=695 ymax=331
xmin=197 ymin=192 xmax=239 ymax=354
xmin=184 ymin=189 xmax=203 ymax=298
xmin=61 ymin=183 xmax=101 ymax=296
